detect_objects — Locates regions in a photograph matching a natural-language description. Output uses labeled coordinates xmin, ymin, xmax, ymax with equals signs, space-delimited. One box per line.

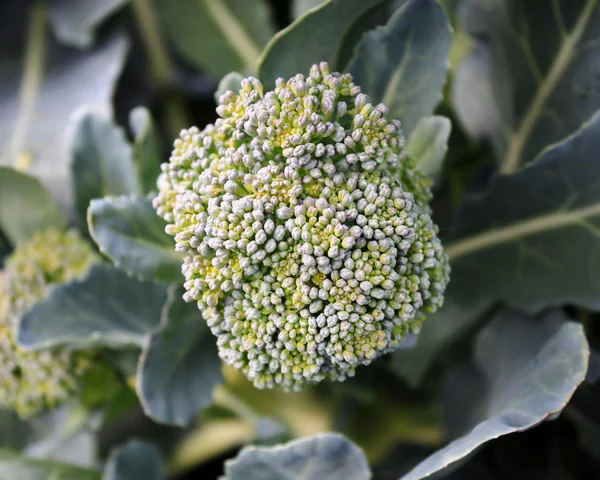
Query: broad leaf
xmin=152 ymin=0 xmax=275 ymax=79
xmin=49 ymin=0 xmax=129 ymax=49
xmin=0 ymin=166 xmax=67 ymax=245
xmin=223 ymin=432 xmax=371 ymax=480
xmin=103 ymin=440 xmax=165 ymax=480
xmin=0 ymin=450 xmax=100 ymax=480
xmin=445 ymin=110 xmax=600 ymax=312
xmin=137 ymin=292 xmax=222 ymax=426
xmin=348 ymin=0 xmax=452 ymax=135
xmin=292 ymin=0 xmax=327 ymax=20
xmin=88 ymin=196 xmax=182 ymax=283
xmin=453 ymin=0 xmax=600 ymax=173
xmin=69 ymin=107 xmax=140 ymax=224
xmin=402 ymin=309 xmax=589 ymax=480
xmin=407 ymin=116 xmax=451 ymax=178
xmin=214 ymin=72 xmax=244 ymax=104
xmin=391 ymin=284 xmax=492 ymax=388
xmin=258 ymin=0 xmax=387 ymax=88
xmin=129 ymin=107 xmax=162 ymax=194
xmin=18 ymin=264 xmax=166 ymax=350
xmin=0 ymin=25 xmax=128 ymax=213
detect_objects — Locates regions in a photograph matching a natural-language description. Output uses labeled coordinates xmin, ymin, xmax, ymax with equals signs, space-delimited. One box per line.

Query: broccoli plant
xmin=0 ymin=0 xmax=599 ymax=479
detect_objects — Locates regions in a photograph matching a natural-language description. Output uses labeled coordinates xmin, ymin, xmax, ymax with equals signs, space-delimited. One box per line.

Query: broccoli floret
xmin=154 ymin=62 xmax=450 ymax=390
xmin=0 ymin=229 xmax=98 ymax=417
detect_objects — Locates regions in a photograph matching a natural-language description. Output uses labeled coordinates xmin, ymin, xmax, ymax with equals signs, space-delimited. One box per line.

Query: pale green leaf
xmin=129 ymin=107 xmax=162 ymax=194
xmin=0 ymin=166 xmax=67 ymax=245
xmin=453 ymin=0 xmax=600 ymax=173
xmin=18 ymin=264 xmax=167 ymax=350
xmin=407 ymin=116 xmax=451 ymax=178
xmin=402 ymin=309 xmax=589 ymax=480
xmin=152 ymin=0 xmax=275 ymax=79
xmin=348 ymin=0 xmax=451 ymax=135
xmin=103 ymin=440 xmax=165 ymax=480
xmin=88 ymin=195 xmax=182 ymax=283
xmin=69 ymin=107 xmax=140 ymax=224
xmin=258 ymin=0 xmax=387 ymax=88
xmin=224 ymin=433 xmax=371 ymax=480
xmin=137 ymin=292 xmax=222 ymax=426
xmin=445 ymin=110 xmax=600 ymax=312
xmin=48 ymin=0 xmax=129 ymax=49
xmin=0 ymin=449 xmax=100 ymax=480
xmin=0 ymin=27 xmax=128 ymax=213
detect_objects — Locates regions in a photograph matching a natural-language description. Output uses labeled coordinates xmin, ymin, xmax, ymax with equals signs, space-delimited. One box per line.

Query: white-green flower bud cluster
xmin=0 ymin=229 xmax=97 ymax=417
xmin=154 ymin=62 xmax=450 ymax=390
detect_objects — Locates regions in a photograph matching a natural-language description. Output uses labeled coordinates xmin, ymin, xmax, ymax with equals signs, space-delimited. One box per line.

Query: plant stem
xmin=131 ymin=0 xmax=190 ymax=138
xmin=10 ymin=1 xmax=47 ymax=169
xmin=500 ymin=0 xmax=597 ymax=174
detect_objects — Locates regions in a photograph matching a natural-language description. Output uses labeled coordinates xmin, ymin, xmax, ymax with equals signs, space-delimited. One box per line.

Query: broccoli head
xmin=154 ymin=62 xmax=450 ymax=390
xmin=0 ymin=229 xmax=98 ymax=416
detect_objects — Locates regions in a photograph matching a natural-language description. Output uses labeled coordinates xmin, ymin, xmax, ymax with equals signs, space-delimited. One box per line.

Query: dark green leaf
xmin=49 ymin=0 xmax=129 ymax=49
xmin=391 ymin=284 xmax=491 ymax=388
xmin=0 ymin=28 xmax=128 ymax=213
xmin=152 ymin=0 xmax=275 ymax=79
xmin=453 ymin=0 xmax=600 ymax=173
xmin=18 ymin=264 xmax=167 ymax=350
xmin=258 ymin=0 xmax=387 ymax=88
xmin=0 ymin=410 xmax=29 ymax=450
xmin=402 ymin=309 xmax=589 ymax=480
xmin=70 ymin=108 xmax=140 ymax=225
xmin=0 ymin=166 xmax=67 ymax=245
xmin=129 ymin=107 xmax=162 ymax=194
xmin=214 ymin=72 xmax=244 ymax=104
xmin=0 ymin=449 xmax=100 ymax=480
xmin=137 ymin=291 xmax=222 ymax=426
xmin=223 ymin=432 xmax=371 ymax=480
xmin=348 ymin=0 xmax=451 ymax=135
xmin=103 ymin=440 xmax=165 ymax=480
xmin=88 ymin=195 xmax=183 ymax=283
xmin=445 ymin=110 xmax=600 ymax=312
xmin=407 ymin=116 xmax=451 ymax=178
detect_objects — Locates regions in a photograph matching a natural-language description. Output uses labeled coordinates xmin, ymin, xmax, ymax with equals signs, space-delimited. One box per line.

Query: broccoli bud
xmin=154 ymin=62 xmax=450 ymax=390
xmin=0 ymin=229 xmax=98 ymax=417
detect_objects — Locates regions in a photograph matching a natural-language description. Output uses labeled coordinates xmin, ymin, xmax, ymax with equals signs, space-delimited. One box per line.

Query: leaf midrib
xmin=500 ymin=0 xmax=597 ymax=173
xmin=445 ymin=200 xmax=600 ymax=261
xmin=201 ymin=0 xmax=261 ymax=69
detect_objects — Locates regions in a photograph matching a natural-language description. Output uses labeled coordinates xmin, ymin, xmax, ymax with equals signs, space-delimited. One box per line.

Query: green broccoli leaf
xmin=214 ymin=72 xmax=244 ymax=104
xmin=391 ymin=283 xmax=492 ymax=388
xmin=291 ymin=0 xmax=328 ymax=20
xmin=0 ymin=7 xmax=128 ymax=214
xmin=103 ymin=440 xmax=165 ymax=480
xmin=137 ymin=290 xmax=222 ymax=427
xmin=88 ymin=195 xmax=183 ymax=283
xmin=453 ymin=0 xmax=600 ymax=173
xmin=69 ymin=107 xmax=140 ymax=226
xmin=407 ymin=116 xmax=452 ymax=178
xmin=0 ymin=166 xmax=67 ymax=245
xmin=151 ymin=0 xmax=275 ymax=80
xmin=348 ymin=0 xmax=452 ymax=135
xmin=402 ymin=309 xmax=588 ymax=480
xmin=18 ymin=264 xmax=166 ymax=350
xmin=258 ymin=0 xmax=387 ymax=88
xmin=0 ymin=449 xmax=100 ymax=480
xmin=223 ymin=432 xmax=371 ymax=480
xmin=48 ymin=0 xmax=129 ymax=49
xmin=129 ymin=107 xmax=162 ymax=195
xmin=446 ymin=110 xmax=600 ymax=312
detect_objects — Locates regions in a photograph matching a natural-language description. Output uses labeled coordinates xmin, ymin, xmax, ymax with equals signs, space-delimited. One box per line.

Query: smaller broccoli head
xmin=0 ymin=229 xmax=98 ymax=417
xmin=155 ymin=62 xmax=450 ymax=390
